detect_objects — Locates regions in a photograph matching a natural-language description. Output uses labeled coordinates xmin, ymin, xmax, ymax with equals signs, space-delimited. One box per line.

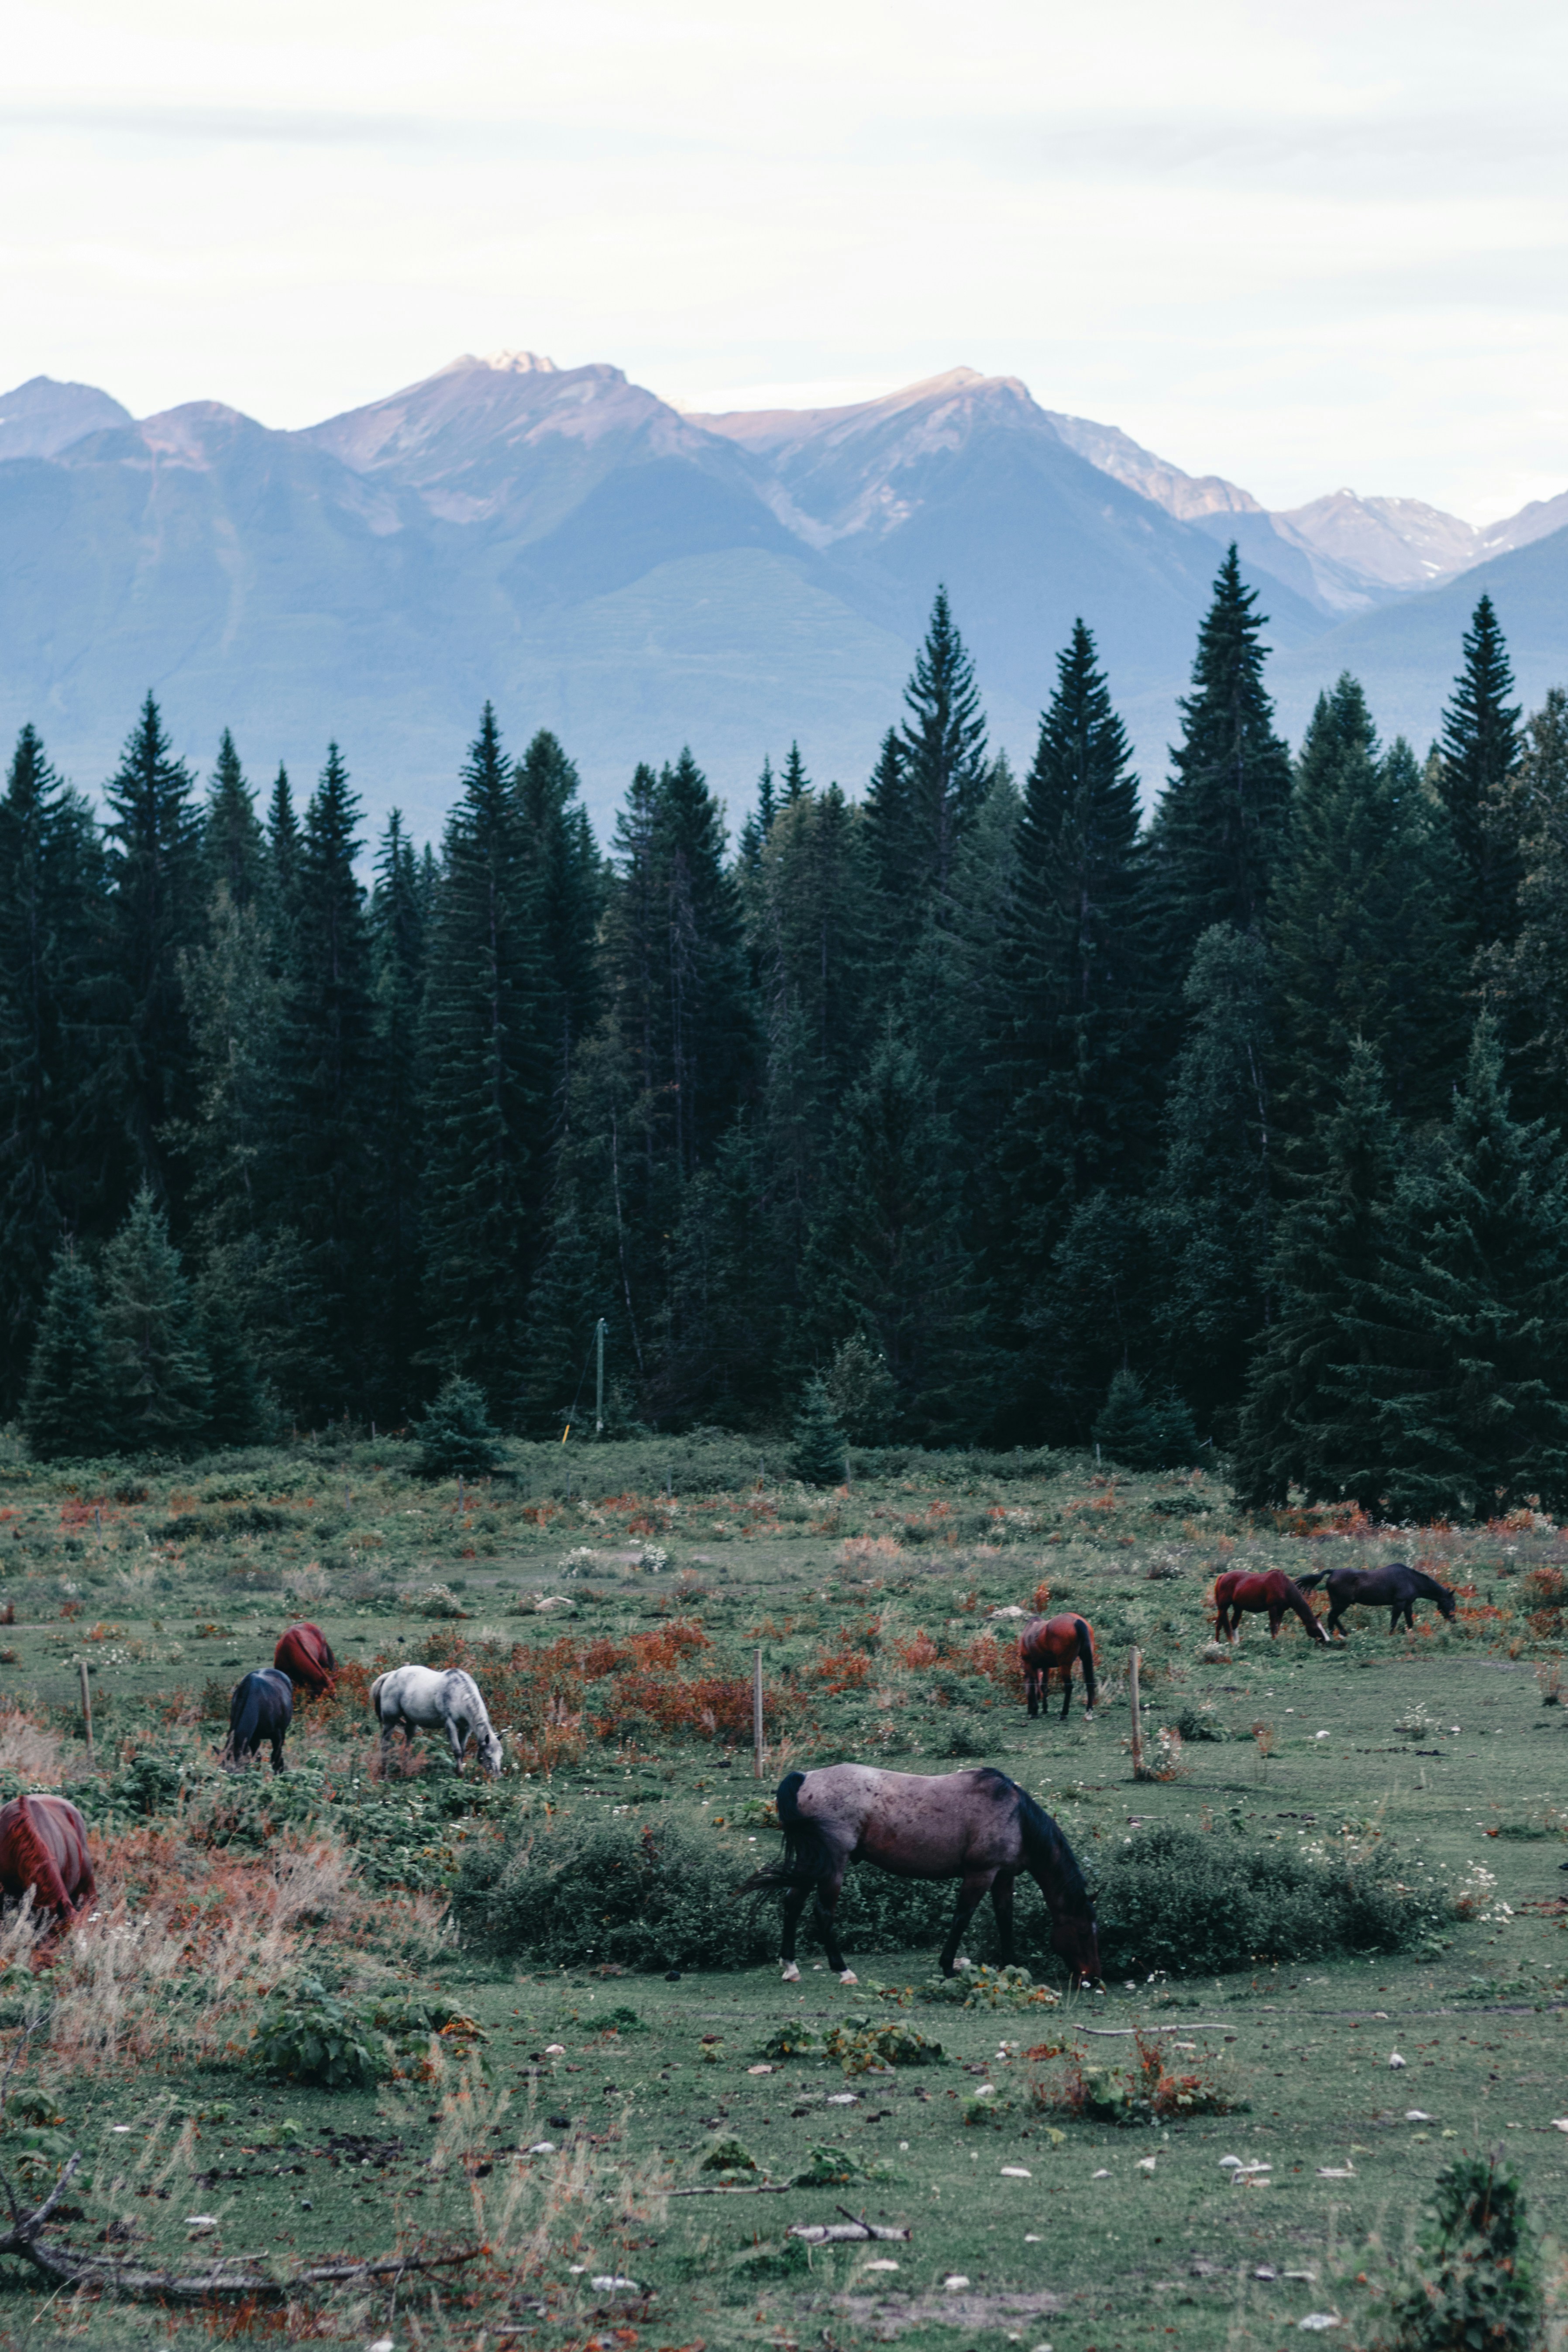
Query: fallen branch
xmin=1076 ymin=2023 xmax=1233 ymax=2036
xmin=669 ymin=2181 xmax=793 ymax=2197
xmin=0 ymin=2156 xmax=480 ymax=2306
xmin=787 ymin=2208 xmax=911 ymax=2245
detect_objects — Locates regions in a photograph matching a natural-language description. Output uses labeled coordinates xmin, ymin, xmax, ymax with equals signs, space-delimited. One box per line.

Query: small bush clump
xmin=250 ymin=1978 xmax=383 ymax=2088
xmin=1093 ymin=1822 xmax=1425 ymax=1974
xmin=1390 ymin=2155 xmax=1543 ymax=2352
xmin=923 ymin=1963 xmax=1062 ymax=2011
xmin=1037 ymin=2032 xmax=1245 ymax=2126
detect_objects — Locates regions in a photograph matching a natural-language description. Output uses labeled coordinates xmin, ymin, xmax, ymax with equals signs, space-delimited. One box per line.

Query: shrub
xmin=791 ymin=1377 xmax=848 ymax=1488
xmin=249 ymin=1978 xmax=383 ymax=2088
xmin=1093 ymin=1822 xmax=1425 ymax=1974
xmin=923 ymin=1963 xmax=1061 ymax=2012
xmin=792 ymin=2143 xmax=894 ymax=2186
xmin=415 ymin=1378 xmax=505 ymax=1480
xmin=1036 ymin=2032 xmax=1244 ymax=2125
xmin=1176 ymin=1703 xmax=1229 ymax=1743
xmin=819 ymin=2017 xmax=944 ymax=2074
xmin=1390 ymin=2155 xmax=1542 ymax=2352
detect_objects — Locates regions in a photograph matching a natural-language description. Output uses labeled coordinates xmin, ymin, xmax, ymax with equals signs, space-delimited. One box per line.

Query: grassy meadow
xmin=0 ymin=1432 xmax=1563 ymax=2350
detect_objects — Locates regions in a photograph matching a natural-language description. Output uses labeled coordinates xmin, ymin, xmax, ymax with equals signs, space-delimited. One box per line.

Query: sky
xmin=4 ymin=0 xmax=1565 ymax=522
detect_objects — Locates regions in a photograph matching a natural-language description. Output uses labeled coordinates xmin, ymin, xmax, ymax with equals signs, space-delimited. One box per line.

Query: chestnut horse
xmin=0 ymin=1794 xmax=94 ymax=1946
xmin=1213 ymin=1568 xmax=1327 ymax=1644
xmin=275 ymin=1620 xmax=337 ymax=1696
xmin=1018 ymin=1614 xmax=1097 ymax=1720
xmin=742 ymin=1764 xmax=1100 ymax=1986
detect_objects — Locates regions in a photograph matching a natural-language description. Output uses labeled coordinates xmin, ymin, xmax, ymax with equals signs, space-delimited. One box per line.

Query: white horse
xmin=369 ymin=1665 xmax=504 ymax=1777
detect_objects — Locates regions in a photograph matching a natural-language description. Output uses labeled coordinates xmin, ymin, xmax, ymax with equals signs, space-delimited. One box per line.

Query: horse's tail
xmin=12 ymin=1796 xmax=73 ymax=1918
xmin=1293 ymin=1571 xmax=1327 ymax=1593
xmin=1015 ymin=1786 xmax=1092 ymax=1918
xmin=313 ymin=1626 xmax=337 ymax=1674
xmin=1071 ymin=1616 xmax=1096 ymax=1709
xmin=368 ymin=1673 xmax=388 ymax=1721
xmin=227 ymin=1674 xmax=263 ymax=1761
xmin=735 ymin=1771 xmax=838 ymax=1897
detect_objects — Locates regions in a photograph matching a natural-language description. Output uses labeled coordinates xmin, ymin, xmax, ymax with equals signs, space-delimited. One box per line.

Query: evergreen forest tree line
xmin=5 ymin=556 xmax=1568 ymax=1519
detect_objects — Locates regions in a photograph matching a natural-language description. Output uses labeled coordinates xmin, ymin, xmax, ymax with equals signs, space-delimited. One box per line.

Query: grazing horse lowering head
xmin=0 ymin=1793 xmax=94 ymax=1958
xmin=275 ymin=1621 xmax=337 ymax=1697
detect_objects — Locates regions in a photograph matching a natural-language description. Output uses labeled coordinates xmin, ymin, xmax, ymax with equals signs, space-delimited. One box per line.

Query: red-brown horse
xmin=0 ymin=1793 xmax=94 ymax=1950
xmin=1017 ymin=1614 xmax=1097 ymax=1720
xmin=275 ymin=1621 xmax=337 ymax=1697
xmin=1213 ymin=1569 xmax=1327 ymax=1644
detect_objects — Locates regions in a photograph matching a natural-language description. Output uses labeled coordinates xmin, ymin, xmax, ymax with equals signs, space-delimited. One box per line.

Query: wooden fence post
xmin=753 ymin=1647 xmax=764 ymax=1778
xmin=1128 ymin=1646 xmax=1143 ymax=1780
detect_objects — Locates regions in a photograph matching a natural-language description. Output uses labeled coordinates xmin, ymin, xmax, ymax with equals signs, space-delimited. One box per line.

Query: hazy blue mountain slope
xmin=0 ymin=376 xmax=131 ymax=461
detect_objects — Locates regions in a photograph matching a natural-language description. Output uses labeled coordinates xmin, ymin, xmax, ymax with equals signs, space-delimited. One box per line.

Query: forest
xmin=4 ymin=547 xmax=1568 ymax=1518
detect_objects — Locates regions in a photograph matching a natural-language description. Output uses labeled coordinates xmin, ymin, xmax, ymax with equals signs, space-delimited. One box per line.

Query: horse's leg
xmin=1059 ymin=1659 xmax=1073 ymax=1723
xmin=271 ymin=1725 xmax=286 ymax=1774
xmin=1025 ymin=1665 xmax=1039 ymax=1719
xmin=449 ymin=1714 xmax=467 ymax=1771
xmin=939 ymin=1869 xmax=997 ymax=1977
xmin=812 ymin=1865 xmax=855 ymax=1982
xmin=990 ymin=1872 xmax=1016 ymax=1967
xmin=779 ymin=1881 xmax=809 ymax=1982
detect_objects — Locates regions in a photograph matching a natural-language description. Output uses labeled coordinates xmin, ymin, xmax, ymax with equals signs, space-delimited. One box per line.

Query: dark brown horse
xmin=743 ymin=1764 xmax=1100 ymax=1986
xmin=1018 ymin=1613 xmax=1097 ymax=1719
xmin=1213 ymin=1568 xmax=1327 ymax=1644
xmin=0 ymin=1793 xmax=94 ymax=1951
xmin=1295 ymin=1562 xmax=1457 ymax=1639
xmin=275 ymin=1620 xmax=337 ymax=1696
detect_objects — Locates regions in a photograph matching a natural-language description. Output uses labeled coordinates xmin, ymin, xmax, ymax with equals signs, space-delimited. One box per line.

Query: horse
xmin=369 ymin=1665 xmax=504 ymax=1777
xmin=1213 ymin=1568 xmax=1328 ymax=1645
xmin=224 ymin=1667 xmax=294 ymax=1772
xmin=275 ymin=1620 xmax=337 ymax=1697
xmin=1295 ymin=1561 xmax=1457 ymax=1640
xmin=741 ymin=1764 xmax=1100 ymax=1988
xmin=0 ymin=1793 xmax=94 ymax=1951
xmin=1018 ymin=1614 xmax=1097 ymax=1720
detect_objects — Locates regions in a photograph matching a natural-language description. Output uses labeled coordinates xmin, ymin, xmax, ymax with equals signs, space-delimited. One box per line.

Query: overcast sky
xmin=5 ymin=0 xmax=1564 ymax=520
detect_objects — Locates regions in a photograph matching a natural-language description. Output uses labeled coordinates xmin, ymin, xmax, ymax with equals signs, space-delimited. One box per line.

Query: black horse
xmin=1295 ymin=1561 xmax=1457 ymax=1640
xmin=224 ymin=1667 xmax=294 ymax=1771
xmin=740 ymin=1763 xmax=1100 ymax=1986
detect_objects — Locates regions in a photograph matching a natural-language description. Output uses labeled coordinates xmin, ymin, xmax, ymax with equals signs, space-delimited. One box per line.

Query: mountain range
xmin=2 ymin=353 xmax=1565 ymax=842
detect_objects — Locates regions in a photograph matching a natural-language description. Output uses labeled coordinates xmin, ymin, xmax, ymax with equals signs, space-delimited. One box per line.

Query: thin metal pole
xmin=1128 ymin=1646 xmax=1143 ymax=1780
xmin=79 ymin=1659 xmax=94 ymax=1769
xmin=753 ymin=1647 xmax=764 ymax=1778
xmin=595 ymin=1317 xmax=606 ymax=1437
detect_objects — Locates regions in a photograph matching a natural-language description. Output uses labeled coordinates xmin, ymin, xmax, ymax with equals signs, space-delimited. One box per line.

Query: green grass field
xmin=0 ymin=1433 xmax=1563 ymax=2350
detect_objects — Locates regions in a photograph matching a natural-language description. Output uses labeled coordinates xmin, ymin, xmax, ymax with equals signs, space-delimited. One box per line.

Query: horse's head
xmin=1436 ymin=1584 xmax=1457 ymax=1620
xmin=1051 ymin=1903 xmax=1101 ymax=1988
xmin=478 ymin=1726 xmax=505 ymax=1778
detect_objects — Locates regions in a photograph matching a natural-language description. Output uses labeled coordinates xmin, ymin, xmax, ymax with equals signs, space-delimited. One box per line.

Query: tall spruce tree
xmin=897 ymin=587 xmax=990 ymax=907
xmin=996 ymin=620 xmax=1149 ymax=1262
xmin=1147 ymin=547 xmax=1293 ymax=979
xmin=1233 ymin=1038 xmax=1400 ymax=1506
xmin=421 ymin=707 xmax=549 ymax=1399
xmin=516 ymin=728 xmax=603 ymax=1123
xmin=368 ymin=811 xmax=427 ymax=1410
xmin=1488 ymin=687 xmax=1568 ymax=1122
xmin=101 ymin=695 xmax=204 ymax=1209
xmin=275 ymin=743 xmax=377 ymax=1411
xmin=653 ymin=747 xmax=754 ymax=1177
xmin=100 ymin=1185 xmax=212 ymax=1450
xmin=202 ymin=730 xmax=265 ymax=914
xmin=0 ymin=725 xmax=106 ymax=1407
xmin=738 ymin=754 xmax=778 ymax=877
xmin=1438 ymin=593 xmax=1523 ymax=955
xmin=781 ymin=741 xmax=809 ymax=806
xmin=22 ymin=1246 xmax=115 ymax=1460
xmin=1270 ymin=677 xmax=1464 ymax=1133
xmin=265 ymin=764 xmax=300 ymax=953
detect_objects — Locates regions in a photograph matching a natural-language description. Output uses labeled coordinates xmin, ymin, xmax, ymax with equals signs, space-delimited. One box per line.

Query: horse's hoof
xmin=1083 ymin=1710 xmax=1095 ymax=1723
xmin=838 ymin=1970 xmax=859 ymax=1986
xmin=781 ymin=1962 xmax=801 ymax=1983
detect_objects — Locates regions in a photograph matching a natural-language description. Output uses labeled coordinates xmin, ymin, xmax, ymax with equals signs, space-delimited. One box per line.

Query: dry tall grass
xmin=0 ymin=1705 xmax=66 ymax=1784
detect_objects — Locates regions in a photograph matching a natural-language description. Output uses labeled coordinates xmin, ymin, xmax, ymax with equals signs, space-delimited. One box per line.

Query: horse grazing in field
xmin=224 ymin=1667 xmax=294 ymax=1771
xmin=1295 ymin=1561 xmax=1457 ymax=1640
xmin=1213 ymin=1568 xmax=1328 ymax=1644
xmin=1018 ymin=1614 xmax=1097 ymax=1720
xmin=741 ymin=1764 xmax=1100 ymax=1987
xmin=275 ymin=1621 xmax=337 ymax=1696
xmin=0 ymin=1793 xmax=94 ymax=1950
xmin=369 ymin=1664 xmax=504 ymax=1776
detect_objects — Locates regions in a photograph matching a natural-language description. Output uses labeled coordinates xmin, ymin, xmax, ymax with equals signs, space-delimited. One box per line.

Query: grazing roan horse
xmin=275 ymin=1621 xmax=337 ymax=1697
xmin=369 ymin=1665 xmax=504 ymax=1777
xmin=1018 ymin=1613 xmax=1097 ymax=1720
xmin=0 ymin=1793 xmax=94 ymax=1947
xmin=741 ymin=1764 xmax=1100 ymax=1987
xmin=224 ymin=1667 xmax=294 ymax=1772
xmin=1295 ymin=1562 xmax=1457 ymax=1640
xmin=1213 ymin=1568 xmax=1328 ymax=1645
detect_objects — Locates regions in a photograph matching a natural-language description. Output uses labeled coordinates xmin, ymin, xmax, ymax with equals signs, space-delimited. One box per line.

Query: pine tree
xmin=1147 ymin=925 xmax=1273 ymax=1431
xmin=995 ymin=621 xmax=1150 ymax=1262
xmin=1025 ymin=1188 xmax=1156 ymax=1443
xmin=1233 ymin=1039 xmax=1400 ymax=1506
xmin=368 ymin=811 xmax=427 ymax=1412
xmin=516 ymin=728 xmax=603 ymax=1120
xmin=739 ymin=754 xmax=778 ymax=874
xmin=1439 ymin=593 xmax=1523 ymax=954
xmin=1488 ymin=686 xmax=1568 ymax=1120
xmin=1270 ymin=677 xmax=1464 ymax=1134
xmin=22 ymin=1247 xmax=115 ymax=1460
xmin=100 ymin=1186 xmax=212 ymax=1449
xmin=101 ymin=695 xmax=204 ymax=1207
xmin=1339 ymin=1017 xmax=1568 ymax=1516
xmin=1092 ymin=1369 xmax=1161 ymax=1469
xmin=653 ymin=747 xmax=755 ymax=1176
xmin=421 ymin=707 xmax=549 ymax=1399
xmin=1147 ymin=547 xmax=1293 ymax=977
xmin=203 ymin=729 xmax=265 ymax=913
xmin=518 ymin=1178 xmax=614 ymax=1435
xmin=275 ymin=743 xmax=377 ymax=1412
xmin=781 ymin=742 xmax=809 ymax=806
xmin=196 ymin=1280 xmax=269 ymax=1446
xmin=898 ymin=587 xmax=990 ymax=906
xmin=790 ymin=1374 xmax=848 ymax=1487
xmin=0 ymin=725 xmax=106 ymax=1408
xmin=415 ymin=1375 xmax=505 ymax=1478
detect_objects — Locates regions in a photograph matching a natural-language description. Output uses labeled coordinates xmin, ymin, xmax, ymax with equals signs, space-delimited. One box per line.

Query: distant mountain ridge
xmin=0 ymin=351 xmax=1564 ymax=840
